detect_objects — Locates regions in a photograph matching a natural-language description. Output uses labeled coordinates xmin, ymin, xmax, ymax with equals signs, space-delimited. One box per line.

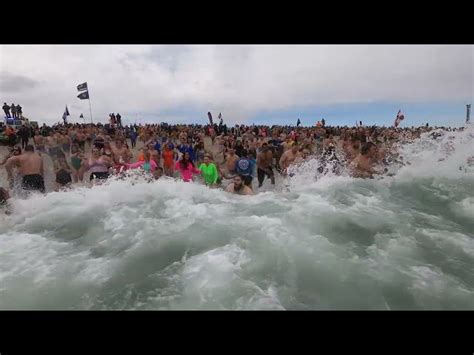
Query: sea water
xmin=0 ymin=128 xmax=473 ymax=309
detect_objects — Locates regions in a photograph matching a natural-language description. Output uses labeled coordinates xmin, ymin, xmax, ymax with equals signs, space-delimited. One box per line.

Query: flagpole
xmin=88 ymin=93 xmax=93 ymax=125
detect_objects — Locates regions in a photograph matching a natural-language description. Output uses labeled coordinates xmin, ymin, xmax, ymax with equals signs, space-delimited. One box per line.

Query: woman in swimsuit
xmin=84 ymin=147 xmax=113 ymax=184
xmin=70 ymin=144 xmax=85 ymax=183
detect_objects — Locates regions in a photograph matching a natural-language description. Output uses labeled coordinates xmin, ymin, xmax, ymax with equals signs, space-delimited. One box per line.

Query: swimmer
xmin=226 ymin=175 xmax=253 ymax=195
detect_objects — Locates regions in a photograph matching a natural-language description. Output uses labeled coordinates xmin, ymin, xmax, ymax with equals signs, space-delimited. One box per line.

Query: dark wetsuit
xmin=22 ymin=174 xmax=45 ymax=193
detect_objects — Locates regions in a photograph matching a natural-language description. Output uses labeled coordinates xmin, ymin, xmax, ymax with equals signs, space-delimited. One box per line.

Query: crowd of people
xmin=0 ymin=118 xmax=469 ymax=212
xmin=3 ymin=102 xmax=24 ymax=119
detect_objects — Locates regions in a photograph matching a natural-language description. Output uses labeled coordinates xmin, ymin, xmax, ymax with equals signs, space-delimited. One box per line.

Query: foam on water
xmin=0 ymin=127 xmax=473 ymax=309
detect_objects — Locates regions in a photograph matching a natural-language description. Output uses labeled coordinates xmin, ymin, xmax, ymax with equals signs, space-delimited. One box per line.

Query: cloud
xmin=0 ymin=45 xmax=472 ymax=124
xmin=0 ymin=72 xmax=41 ymax=93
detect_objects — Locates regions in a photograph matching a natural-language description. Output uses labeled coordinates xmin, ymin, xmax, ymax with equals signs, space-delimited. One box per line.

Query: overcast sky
xmin=0 ymin=45 xmax=472 ymax=126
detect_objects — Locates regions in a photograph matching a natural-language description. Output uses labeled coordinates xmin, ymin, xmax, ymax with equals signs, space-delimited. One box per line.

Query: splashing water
xmin=0 ymin=128 xmax=473 ymax=310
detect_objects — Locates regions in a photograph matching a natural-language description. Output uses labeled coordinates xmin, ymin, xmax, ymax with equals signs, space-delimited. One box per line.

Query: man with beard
xmin=226 ymin=175 xmax=253 ymax=195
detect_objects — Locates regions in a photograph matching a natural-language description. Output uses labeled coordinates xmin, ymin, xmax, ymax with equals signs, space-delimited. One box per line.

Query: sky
xmin=0 ymin=45 xmax=472 ymax=127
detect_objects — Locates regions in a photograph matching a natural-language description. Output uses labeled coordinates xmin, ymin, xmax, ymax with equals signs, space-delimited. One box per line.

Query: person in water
xmin=0 ymin=146 xmax=22 ymax=165
xmin=126 ymin=150 xmax=158 ymax=174
xmin=234 ymin=149 xmax=255 ymax=190
xmin=350 ymin=142 xmax=379 ymax=178
xmin=226 ymin=175 xmax=253 ymax=195
xmin=153 ymin=167 xmax=164 ymax=180
xmin=162 ymin=143 xmax=176 ymax=177
xmin=257 ymin=147 xmax=275 ymax=188
xmin=54 ymin=157 xmax=73 ymax=190
xmin=199 ymin=153 xmax=219 ymax=186
xmin=5 ymin=145 xmax=45 ymax=193
xmin=70 ymin=144 xmax=85 ymax=183
xmin=175 ymin=152 xmax=201 ymax=182
xmin=84 ymin=147 xmax=113 ymax=183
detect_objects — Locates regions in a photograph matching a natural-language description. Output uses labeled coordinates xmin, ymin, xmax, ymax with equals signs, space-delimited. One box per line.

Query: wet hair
xmin=25 ymin=145 xmax=34 ymax=152
xmin=361 ymin=142 xmax=376 ymax=155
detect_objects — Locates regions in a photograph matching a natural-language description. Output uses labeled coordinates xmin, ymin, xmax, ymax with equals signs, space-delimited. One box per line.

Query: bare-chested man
xmin=5 ymin=145 xmax=45 ymax=193
xmin=350 ymin=142 xmax=379 ymax=178
xmin=225 ymin=148 xmax=240 ymax=176
xmin=33 ymin=130 xmax=46 ymax=154
xmin=226 ymin=175 xmax=253 ymax=195
xmin=257 ymin=148 xmax=275 ymax=188
xmin=113 ymin=139 xmax=133 ymax=164
xmin=282 ymin=136 xmax=294 ymax=152
xmin=279 ymin=145 xmax=301 ymax=172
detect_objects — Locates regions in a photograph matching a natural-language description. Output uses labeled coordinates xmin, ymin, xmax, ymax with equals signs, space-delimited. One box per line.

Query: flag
xmin=297 ymin=118 xmax=301 ymax=127
xmin=80 ymin=113 xmax=83 ymax=119
xmin=208 ymin=112 xmax=213 ymax=125
xmin=218 ymin=112 xmax=222 ymax=120
xmin=77 ymin=91 xmax=89 ymax=100
xmin=394 ymin=110 xmax=405 ymax=127
xmin=466 ymin=104 xmax=471 ymax=124
xmin=62 ymin=106 xmax=70 ymax=123
xmin=77 ymin=82 xmax=88 ymax=92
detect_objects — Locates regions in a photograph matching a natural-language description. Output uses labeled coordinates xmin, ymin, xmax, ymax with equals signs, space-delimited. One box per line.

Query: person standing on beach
xmin=130 ymin=129 xmax=138 ymax=149
xmin=18 ymin=125 xmax=30 ymax=149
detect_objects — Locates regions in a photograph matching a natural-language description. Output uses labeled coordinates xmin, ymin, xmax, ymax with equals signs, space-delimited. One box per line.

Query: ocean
xmin=0 ymin=128 xmax=473 ymax=309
